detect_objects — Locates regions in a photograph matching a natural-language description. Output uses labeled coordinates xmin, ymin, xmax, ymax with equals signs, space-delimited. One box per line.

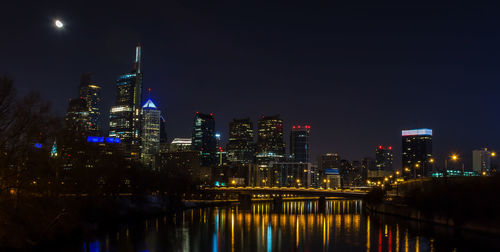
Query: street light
xmin=414 ymin=163 xmax=420 ymax=179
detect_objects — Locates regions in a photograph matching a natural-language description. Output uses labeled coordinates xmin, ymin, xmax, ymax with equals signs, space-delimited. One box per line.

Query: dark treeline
xmin=365 ymin=175 xmax=500 ymax=232
xmin=0 ymin=76 xmax=197 ymax=248
xmin=401 ymin=176 xmax=500 ymax=225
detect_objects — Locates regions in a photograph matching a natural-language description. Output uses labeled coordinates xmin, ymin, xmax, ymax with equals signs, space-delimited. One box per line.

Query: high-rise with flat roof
xmin=402 ymin=128 xmax=433 ymax=178
xmin=64 ymin=98 xmax=89 ymax=137
xmin=375 ymin=145 xmax=393 ymax=172
xmin=191 ymin=112 xmax=216 ymax=166
xmin=255 ymin=115 xmax=285 ymax=163
xmin=78 ymin=73 xmax=101 ymax=135
xmin=290 ymin=125 xmax=310 ymax=163
xmin=472 ymin=148 xmax=492 ymax=175
xmin=226 ymin=118 xmax=254 ymax=164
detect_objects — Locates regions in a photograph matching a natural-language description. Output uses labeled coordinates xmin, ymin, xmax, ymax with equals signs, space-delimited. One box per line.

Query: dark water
xmin=72 ymin=199 xmax=498 ymax=252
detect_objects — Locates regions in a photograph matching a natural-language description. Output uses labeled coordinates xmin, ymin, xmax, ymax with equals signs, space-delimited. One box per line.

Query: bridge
xmin=203 ymin=187 xmax=368 ymax=198
xmin=201 ymin=187 xmax=368 ymax=207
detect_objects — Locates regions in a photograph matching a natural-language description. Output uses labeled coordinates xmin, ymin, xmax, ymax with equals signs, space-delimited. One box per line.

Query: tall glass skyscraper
xmin=109 ymin=44 xmax=143 ymax=159
xmin=226 ymin=118 xmax=254 ymax=164
xmin=290 ymin=125 xmax=310 ymax=163
xmin=78 ymin=73 xmax=101 ymax=135
xmin=141 ymin=99 xmax=160 ymax=169
xmin=402 ymin=128 xmax=433 ymax=178
xmin=191 ymin=112 xmax=216 ymax=166
xmin=256 ymin=115 xmax=285 ymax=163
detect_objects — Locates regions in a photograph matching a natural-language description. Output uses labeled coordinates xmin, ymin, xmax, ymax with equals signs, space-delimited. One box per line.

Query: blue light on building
xmin=142 ymin=99 xmax=157 ymax=109
xmin=325 ymin=168 xmax=340 ymax=175
xmin=401 ymin=128 xmax=432 ymax=136
xmin=87 ymin=136 xmax=121 ymax=143
xmin=34 ymin=143 xmax=42 ymax=148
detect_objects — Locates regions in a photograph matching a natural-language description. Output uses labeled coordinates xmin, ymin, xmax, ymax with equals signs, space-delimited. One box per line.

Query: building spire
xmin=135 ymin=43 xmax=142 ymax=73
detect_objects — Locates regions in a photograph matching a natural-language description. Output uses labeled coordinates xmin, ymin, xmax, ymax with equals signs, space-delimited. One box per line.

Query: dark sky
xmin=2 ymin=1 xmax=500 ymax=168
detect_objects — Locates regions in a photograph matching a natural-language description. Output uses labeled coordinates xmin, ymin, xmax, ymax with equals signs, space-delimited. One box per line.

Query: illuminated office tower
xmin=290 ymin=125 xmax=311 ymax=163
xmin=472 ymin=148 xmax=492 ymax=175
xmin=191 ymin=112 xmax=216 ymax=166
xmin=141 ymin=99 xmax=160 ymax=169
xmin=64 ymin=97 xmax=89 ymax=137
xmin=254 ymin=115 xmax=285 ymax=186
xmin=402 ymin=128 xmax=433 ymax=178
xmin=226 ymin=118 xmax=254 ymax=164
xmin=255 ymin=115 xmax=285 ymax=163
xmin=375 ymin=145 xmax=393 ymax=171
xmin=78 ymin=73 xmax=101 ymax=135
xmin=109 ymin=44 xmax=143 ymax=159
xmin=62 ymin=97 xmax=90 ymax=172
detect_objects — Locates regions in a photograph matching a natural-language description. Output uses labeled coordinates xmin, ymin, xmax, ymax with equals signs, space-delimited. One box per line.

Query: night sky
xmin=2 ymin=1 xmax=500 ymax=168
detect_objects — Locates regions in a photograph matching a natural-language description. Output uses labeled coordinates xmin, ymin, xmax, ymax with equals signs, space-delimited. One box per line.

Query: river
xmin=64 ymin=199 xmax=498 ymax=251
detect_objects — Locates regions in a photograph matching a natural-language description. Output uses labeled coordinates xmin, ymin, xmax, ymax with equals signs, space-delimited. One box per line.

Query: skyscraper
xmin=159 ymin=115 xmax=168 ymax=153
xmin=472 ymin=148 xmax=492 ymax=175
xmin=290 ymin=125 xmax=311 ymax=163
xmin=78 ymin=73 xmax=101 ymax=135
xmin=375 ymin=145 xmax=393 ymax=172
xmin=361 ymin=157 xmax=376 ymax=182
xmin=226 ymin=118 xmax=254 ymax=164
xmin=64 ymin=98 xmax=89 ymax=137
xmin=109 ymin=44 xmax=143 ymax=159
xmin=141 ymin=99 xmax=160 ymax=169
xmin=402 ymin=128 xmax=433 ymax=178
xmin=255 ymin=115 xmax=285 ymax=163
xmin=191 ymin=112 xmax=216 ymax=166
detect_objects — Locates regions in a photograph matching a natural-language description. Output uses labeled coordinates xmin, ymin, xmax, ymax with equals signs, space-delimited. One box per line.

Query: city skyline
xmin=2 ymin=1 xmax=500 ymax=166
xmin=2 ymin=2 xmax=500 ymax=250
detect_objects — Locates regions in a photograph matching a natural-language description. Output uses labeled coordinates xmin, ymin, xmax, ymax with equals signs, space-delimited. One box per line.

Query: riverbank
xmin=0 ymin=194 xmax=191 ymax=250
xmin=366 ymin=200 xmax=500 ymax=235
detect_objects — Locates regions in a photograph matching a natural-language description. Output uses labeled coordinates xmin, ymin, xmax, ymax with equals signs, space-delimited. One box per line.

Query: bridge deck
xmin=203 ymin=187 xmax=368 ymax=198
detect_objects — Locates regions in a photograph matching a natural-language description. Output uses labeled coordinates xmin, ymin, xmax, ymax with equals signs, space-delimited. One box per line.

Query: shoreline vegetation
xmin=364 ymin=176 xmax=500 ymax=235
xmin=0 ymin=76 xmax=203 ymax=249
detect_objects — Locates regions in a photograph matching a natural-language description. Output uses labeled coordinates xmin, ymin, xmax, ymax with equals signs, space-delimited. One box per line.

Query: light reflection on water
xmin=78 ymin=199 xmax=498 ymax=252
